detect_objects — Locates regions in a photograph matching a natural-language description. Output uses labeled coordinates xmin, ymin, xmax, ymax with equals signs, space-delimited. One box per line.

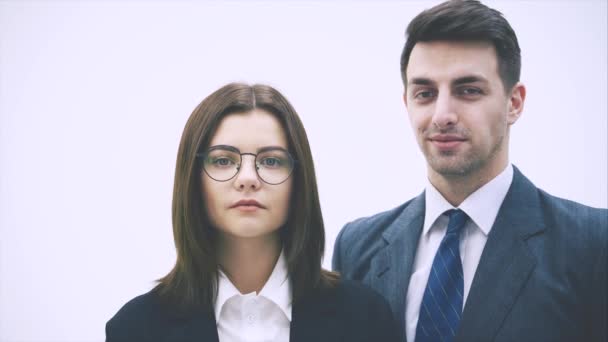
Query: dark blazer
xmin=106 ymin=280 xmax=399 ymax=342
xmin=333 ymin=166 xmax=607 ymax=342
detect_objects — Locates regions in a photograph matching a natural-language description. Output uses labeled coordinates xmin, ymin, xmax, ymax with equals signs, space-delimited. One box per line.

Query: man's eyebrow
xmin=452 ymin=76 xmax=488 ymax=85
xmin=409 ymin=78 xmax=434 ymax=86
xmin=408 ymin=76 xmax=489 ymax=87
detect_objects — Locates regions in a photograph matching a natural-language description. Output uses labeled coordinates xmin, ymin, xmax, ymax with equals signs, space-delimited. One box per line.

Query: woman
xmin=106 ymin=83 xmax=398 ymax=341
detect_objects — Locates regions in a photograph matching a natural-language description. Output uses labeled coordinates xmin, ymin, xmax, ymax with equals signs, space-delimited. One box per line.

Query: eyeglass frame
xmin=196 ymin=145 xmax=297 ymax=185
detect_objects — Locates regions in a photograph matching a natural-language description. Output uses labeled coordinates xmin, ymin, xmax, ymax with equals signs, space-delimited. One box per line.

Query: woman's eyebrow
xmin=257 ymin=146 xmax=289 ymax=153
xmin=208 ymin=144 xmax=240 ymax=153
xmin=207 ymin=145 xmax=288 ymax=154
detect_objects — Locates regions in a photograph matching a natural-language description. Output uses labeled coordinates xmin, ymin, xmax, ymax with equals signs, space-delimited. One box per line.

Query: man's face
xmin=404 ymin=40 xmax=524 ymax=180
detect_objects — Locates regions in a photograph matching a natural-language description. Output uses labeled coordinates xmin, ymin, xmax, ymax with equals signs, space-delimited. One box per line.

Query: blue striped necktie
xmin=415 ymin=209 xmax=468 ymax=342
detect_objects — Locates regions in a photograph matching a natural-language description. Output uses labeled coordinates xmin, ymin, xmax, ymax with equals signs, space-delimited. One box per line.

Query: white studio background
xmin=0 ymin=0 xmax=606 ymax=341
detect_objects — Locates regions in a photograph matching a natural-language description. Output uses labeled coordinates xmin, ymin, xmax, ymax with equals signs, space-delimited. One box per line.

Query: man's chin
xmin=427 ymin=157 xmax=474 ymax=177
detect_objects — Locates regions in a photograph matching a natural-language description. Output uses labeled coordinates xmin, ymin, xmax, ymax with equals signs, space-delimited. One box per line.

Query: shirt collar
xmin=424 ymin=164 xmax=514 ymax=236
xmin=258 ymin=250 xmax=292 ymax=321
xmin=214 ymin=250 xmax=292 ymax=321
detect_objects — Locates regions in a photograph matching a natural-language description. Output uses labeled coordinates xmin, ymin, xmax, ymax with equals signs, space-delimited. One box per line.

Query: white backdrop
xmin=1 ymin=0 xmax=606 ymax=341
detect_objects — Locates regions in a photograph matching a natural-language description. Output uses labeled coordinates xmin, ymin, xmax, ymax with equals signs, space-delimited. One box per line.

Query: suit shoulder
xmin=330 ymin=280 xmax=400 ymax=341
xmin=333 ymin=195 xmax=422 ymax=278
xmin=536 ymin=189 xmax=607 ymax=257
xmin=334 ymin=280 xmax=387 ymax=304
xmin=108 ymin=290 xmax=161 ymax=323
xmin=538 ymin=189 xmax=607 ymax=234
xmin=538 ymin=188 xmax=606 ymax=215
xmin=106 ymin=289 xmax=163 ymax=340
xmin=339 ymin=198 xmax=418 ymax=242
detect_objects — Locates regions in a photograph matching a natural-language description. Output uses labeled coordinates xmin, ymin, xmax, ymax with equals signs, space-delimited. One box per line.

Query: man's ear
xmin=403 ymin=91 xmax=409 ymax=108
xmin=507 ymin=82 xmax=526 ymax=125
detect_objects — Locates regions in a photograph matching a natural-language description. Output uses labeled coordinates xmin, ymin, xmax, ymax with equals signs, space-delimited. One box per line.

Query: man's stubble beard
xmin=424 ymin=132 xmax=506 ymax=179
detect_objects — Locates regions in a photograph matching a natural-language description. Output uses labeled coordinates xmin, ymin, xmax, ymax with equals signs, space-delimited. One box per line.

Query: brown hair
xmin=400 ymin=0 xmax=521 ymax=92
xmin=156 ymin=83 xmax=338 ymax=313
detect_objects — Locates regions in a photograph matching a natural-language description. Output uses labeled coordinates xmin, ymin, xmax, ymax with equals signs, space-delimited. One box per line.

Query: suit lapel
xmin=163 ymin=309 xmax=219 ymax=342
xmin=290 ymin=288 xmax=342 ymax=342
xmin=370 ymin=192 xmax=425 ymax=342
xmin=456 ymin=167 xmax=545 ymax=342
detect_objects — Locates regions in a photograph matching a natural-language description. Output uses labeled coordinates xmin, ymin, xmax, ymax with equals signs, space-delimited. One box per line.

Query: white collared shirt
xmin=215 ymin=251 xmax=292 ymax=342
xmin=405 ymin=164 xmax=514 ymax=342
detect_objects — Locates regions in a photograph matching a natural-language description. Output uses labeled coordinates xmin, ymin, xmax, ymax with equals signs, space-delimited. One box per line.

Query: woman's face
xmin=202 ymin=109 xmax=293 ymax=242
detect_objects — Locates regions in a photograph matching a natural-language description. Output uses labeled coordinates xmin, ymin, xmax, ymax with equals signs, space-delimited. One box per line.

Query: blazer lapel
xmin=290 ymin=288 xmax=342 ymax=342
xmin=370 ymin=192 xmax=425 ymax=342
xmin=163 ymin=309 xmax=219 ymax=342
xmin=456 ymin=167 xmax=545 ymax=342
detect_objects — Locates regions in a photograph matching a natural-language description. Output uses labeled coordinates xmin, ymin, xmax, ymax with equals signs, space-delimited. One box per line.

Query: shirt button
xmin=247 ymin=314 xmax=255 ymax=324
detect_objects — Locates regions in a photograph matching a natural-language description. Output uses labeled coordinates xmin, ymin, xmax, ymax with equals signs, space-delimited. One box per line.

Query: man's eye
xmin=414 ymin=90 xmax=436 ymax=99
xmin=459 ymin=87 xmax=483 ymax=96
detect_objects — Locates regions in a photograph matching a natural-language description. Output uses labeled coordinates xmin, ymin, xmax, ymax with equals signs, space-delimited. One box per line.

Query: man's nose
xmin=431 ymin=92 xmax=458 ymax=129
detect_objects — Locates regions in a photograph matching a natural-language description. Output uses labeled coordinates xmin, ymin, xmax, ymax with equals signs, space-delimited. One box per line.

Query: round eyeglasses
xmin=197 ymin=145 xmax=296 ymax=185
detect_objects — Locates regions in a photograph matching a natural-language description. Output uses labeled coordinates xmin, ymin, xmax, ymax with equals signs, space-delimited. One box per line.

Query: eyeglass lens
xmin=203 ymin=148 xmax=294 ymax=184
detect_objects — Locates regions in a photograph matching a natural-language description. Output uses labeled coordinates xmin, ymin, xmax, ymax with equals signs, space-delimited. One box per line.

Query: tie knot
xmin=445 ymin=209 xmax=467 ymax=235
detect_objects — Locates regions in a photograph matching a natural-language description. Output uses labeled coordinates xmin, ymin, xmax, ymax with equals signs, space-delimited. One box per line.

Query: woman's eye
xmin=260 ymin=157 xmax=282 ymax=167
xmin=211 ymin=157 xmax=235 ymax=166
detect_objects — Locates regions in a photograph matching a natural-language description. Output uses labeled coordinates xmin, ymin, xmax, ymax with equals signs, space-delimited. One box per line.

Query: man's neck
xmin=428 ymin=162 xmax=508 ymax=207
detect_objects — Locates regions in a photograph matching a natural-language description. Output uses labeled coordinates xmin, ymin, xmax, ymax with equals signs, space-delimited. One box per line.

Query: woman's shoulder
xmin=301 ymin=279 xmax=399 ymax=341
xmin=106 ymin=288 xmax=217 ymax=341
xmin=331 ymin=279 xmax=391 ymax=309
xmin=112 ymin=290 xmax=159 ymax=316
xmin=105 ymin=289 xmax=169 ymax=340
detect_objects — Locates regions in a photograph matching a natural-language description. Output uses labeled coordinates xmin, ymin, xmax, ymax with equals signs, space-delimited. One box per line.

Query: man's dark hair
xmin=400 ymin=0 xmax=521 ymax=92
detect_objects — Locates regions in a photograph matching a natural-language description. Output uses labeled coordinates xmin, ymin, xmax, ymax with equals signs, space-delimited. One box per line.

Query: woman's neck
xmin=217 ymin=233 xmax=282 ymax=294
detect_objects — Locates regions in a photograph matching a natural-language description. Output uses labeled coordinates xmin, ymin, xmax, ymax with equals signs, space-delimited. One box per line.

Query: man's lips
xmin=429 ymin=134 xmax=466 ymax=149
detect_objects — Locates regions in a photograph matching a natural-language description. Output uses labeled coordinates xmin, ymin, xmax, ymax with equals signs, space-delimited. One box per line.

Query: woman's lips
xmin=233 ymin=205 xmax=261 ymax=212
xmin=230 ymin=199 xmax=266 ymax=212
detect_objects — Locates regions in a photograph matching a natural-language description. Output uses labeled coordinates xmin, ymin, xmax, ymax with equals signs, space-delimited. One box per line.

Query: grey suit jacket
xmin=333 ymin=166 xmax=607 ymax=342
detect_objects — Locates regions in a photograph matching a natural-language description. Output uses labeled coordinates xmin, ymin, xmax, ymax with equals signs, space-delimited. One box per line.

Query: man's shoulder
xmin=536 ymin=188 xmax=607 ymax=240
xmin=333 ymin=194 xmax=423 ymax=277
xmin=339 ymin=196 xmax=421 ymax=242
xmin=512 ymin=166 xmax=606 ymax=236
xmin=538 ymin=188 xmax=607 ymax=220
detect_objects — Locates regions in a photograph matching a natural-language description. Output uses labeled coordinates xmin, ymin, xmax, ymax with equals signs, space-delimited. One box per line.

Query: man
xmin=332 ymin=1 xmax=607 ymax=342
